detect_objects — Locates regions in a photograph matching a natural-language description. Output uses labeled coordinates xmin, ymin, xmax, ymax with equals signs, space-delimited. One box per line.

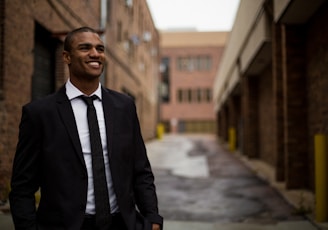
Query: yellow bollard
xmin=35 ymin=190 xmax=41 ymax=205
xmin=229 ymin=127 xmax=236 ymax=152
xmin=314 ymin=134 xmax=328 ymax=222
xmin=156 ymin=123 xmax=164 ymax=140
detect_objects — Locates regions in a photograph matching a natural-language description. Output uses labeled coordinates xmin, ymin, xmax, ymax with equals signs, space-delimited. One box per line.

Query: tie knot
xmin=80 ymin=95 xmax=98 ymax=106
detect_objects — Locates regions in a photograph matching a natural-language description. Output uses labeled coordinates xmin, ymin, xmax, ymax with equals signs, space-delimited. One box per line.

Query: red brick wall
xmin=0 ymin=0 xmax=4 ymax=99
xmin=0 ymin=0 xmax=101 ymax=199
xmin=161 ymin=45 xmax=224 ymax=132
xmin=105 ymin=0 xmax=160 ymax=139
xmin=0 ymin=0 xmax=159 ymax=199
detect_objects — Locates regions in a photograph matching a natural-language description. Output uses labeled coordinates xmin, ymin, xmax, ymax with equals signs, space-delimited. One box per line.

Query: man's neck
xmin=70 ymin=77 xmax=100 ymax=96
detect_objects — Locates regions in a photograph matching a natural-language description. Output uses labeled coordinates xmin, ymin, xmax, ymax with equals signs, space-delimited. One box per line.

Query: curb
xmin=229 ymin=148 xmax=328 ymax=230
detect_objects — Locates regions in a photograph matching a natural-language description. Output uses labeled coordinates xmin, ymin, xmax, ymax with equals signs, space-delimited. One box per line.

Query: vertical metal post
xmin=229 ymin=127 xmax=236 ymax=152
xmin=157 ymin=123 xmax=164 ymax=140
xmin=314 ymin=134 xmax=328 ymax=222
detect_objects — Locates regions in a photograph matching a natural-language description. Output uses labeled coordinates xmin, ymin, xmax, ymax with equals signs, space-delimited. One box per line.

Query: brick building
xmin=0 ymin=0 xmax=159 ymax=200
xmin=213 ymin=0 xmax=328 ymax=200
xmin=104 ymin=0 xmax=160 ymax=139
xmin=160 ymin=31 xmax=228 ymax=133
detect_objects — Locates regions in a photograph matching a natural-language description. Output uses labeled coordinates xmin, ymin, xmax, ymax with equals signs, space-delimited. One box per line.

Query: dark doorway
xmin=32 ymin=23 xmax=57 ymax=100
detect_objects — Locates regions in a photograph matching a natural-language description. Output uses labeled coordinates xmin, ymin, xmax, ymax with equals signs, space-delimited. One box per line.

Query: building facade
xmin=160 ymin=31 xmax=228 ymax=133
xmin=213 ymin=0 xmax=328 ymax=201
xmin=104 ymin=0 xmax=160 ymax=139
xmin=0 ymin=0 xmax=159 ymax=200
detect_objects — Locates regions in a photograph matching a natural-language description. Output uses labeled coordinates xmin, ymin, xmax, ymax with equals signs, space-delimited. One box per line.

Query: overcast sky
xmin=146 ymin=0 xmax=240 ymax=31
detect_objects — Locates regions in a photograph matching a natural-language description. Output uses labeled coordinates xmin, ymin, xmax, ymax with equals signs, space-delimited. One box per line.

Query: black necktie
xmin=80 ymin=95 xmax=111 ymax=228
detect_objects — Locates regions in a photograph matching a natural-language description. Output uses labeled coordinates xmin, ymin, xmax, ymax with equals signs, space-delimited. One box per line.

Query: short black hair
xmin=64 ymin=27 xmax=99 ymax=52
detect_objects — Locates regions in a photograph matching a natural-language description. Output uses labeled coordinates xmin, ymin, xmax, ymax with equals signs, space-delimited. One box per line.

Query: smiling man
xmin=9 ymin=27 xmax=163 ymax=230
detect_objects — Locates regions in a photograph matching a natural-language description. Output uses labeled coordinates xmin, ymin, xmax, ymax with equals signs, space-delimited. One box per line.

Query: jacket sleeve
xmin=9 ymin=105 xmax=40 ymax=230
xmin=131 ymin=103 xmax=163 ymax=227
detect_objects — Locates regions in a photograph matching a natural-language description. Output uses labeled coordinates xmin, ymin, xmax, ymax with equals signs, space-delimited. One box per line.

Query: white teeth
xmin=89 ymin=62 xmax=100 ymax=67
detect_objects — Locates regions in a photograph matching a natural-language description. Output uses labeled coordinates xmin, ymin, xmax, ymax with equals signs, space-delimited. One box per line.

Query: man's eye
xmin=97 ymin=47 xmax=105 ymax=52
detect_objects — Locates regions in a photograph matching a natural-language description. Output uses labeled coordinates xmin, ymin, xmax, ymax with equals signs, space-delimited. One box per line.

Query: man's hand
xmin=152 ymin=223 xmax=161 ymax=230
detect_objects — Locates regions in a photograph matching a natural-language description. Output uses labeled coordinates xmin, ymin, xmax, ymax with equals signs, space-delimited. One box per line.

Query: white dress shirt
xmin=65 ymin=79 xmax=118 ymax=214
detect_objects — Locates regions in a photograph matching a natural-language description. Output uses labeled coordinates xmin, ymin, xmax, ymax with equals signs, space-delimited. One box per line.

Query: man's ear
xmin=63 ymin=51 xmax=71 ymax=65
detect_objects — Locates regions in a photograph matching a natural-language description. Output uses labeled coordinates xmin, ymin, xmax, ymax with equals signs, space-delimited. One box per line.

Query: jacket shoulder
xmin=24 ymin=93 xmax=57 ymax=109
xmin=103 ymin=88 xmax=135 ymax=107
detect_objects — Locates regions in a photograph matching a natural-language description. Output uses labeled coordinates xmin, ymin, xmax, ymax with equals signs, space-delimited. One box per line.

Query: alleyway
xmin=0 ymin=134 xmax=323 ymax=230
xmin=147 ymin=134 xmax=320 ymax=230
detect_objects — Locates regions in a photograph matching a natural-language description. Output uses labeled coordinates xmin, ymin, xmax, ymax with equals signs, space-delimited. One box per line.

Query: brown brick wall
xmin=219 ymin=105 xmax=229 ymax=142
xmin=241 ymin=75 xmax=259 ymax=158
xmin=216 ymin=1 xmax=328 ymax=192
xmin=306 ymin=1 xmax=328 ymax=190
xmin=228 ymin=97 xmax=236 ymax=129
xmin=282 ymin=25 xmax=309 ymax=189
xmin=105 ymin=0 xmax=160 ymax=139
xmin=0 ymin=0 xmax=4 ymax=99
xmin=0 ymin=0 xmax=159 ymax=199
xmin=0 ymin=0 xmax=102 ymax=200
xmin=272 ymin=23 xmax=285 ymax=182
xmin=227 ymin=95 xmax=241 ymax=148
xmin=258 ymin=66 xmax=275 ymax=166
xmin=230 ymin=67 xmax=274 ymax=162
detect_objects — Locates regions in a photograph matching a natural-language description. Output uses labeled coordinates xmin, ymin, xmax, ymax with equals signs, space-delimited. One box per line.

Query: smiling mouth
xmin=87 ymin=61 xmax=101 ymax=68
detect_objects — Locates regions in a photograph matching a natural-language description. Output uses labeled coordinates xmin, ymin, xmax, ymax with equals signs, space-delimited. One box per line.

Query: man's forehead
xmin=72 ymin=32 xmax=103 ymax=44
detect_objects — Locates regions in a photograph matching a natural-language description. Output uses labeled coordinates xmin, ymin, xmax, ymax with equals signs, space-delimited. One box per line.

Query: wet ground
xmin=0 ymin=134 xmax=324 ymax=229
xmin=146 ymin=134 xmax=321 ymax=229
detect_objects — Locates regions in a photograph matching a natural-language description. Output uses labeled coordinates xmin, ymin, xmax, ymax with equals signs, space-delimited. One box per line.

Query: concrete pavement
xmin=1 ymin=134 xmax=327 ymax=230
xmin=0 ymin=213 xmax=319 ymax=230
xmin=163 ymin=220 xmax=317 ymax=230
xmin=146 ymin=134 xmax=325 ymax=230
xmin=0 ymin=213 xmax=13 ymax=230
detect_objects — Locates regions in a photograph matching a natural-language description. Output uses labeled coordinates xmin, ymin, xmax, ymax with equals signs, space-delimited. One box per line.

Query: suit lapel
xmin=102 ymin=87 xmax=115 ymax=160
xmin=56 ymin=86 xmax=85 ymax=167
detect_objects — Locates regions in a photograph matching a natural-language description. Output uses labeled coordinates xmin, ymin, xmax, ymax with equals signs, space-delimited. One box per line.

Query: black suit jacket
xmin=9 ymin=86 xmax=163 ymax=230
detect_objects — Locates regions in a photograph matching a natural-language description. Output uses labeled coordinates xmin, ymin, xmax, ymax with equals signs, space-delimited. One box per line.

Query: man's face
xmin=64 ymin=32 xmax=105 ymax=80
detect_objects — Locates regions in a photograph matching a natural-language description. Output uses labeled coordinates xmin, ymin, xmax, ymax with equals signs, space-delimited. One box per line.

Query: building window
xmin=205 ymin=56 xmax=212 ymax=70
xmin=196 ymin=56 xmax=201 ymax=70
xmin=177 ymin=89 xmax=183 ymax=102
xmin=196 ymin=88 xmax=202 ymax=102
xmin=177 ymin=57 xmax=187 ymax=71
xmin=125 ymin=0 xmax=133 ymax=7
xmin=176 ymin=88 xmax=213 ymax=103
xmin=160 ymin=57 xmax=170 ymax=102
xmin=177 ymin=56 xmax=212 ymax=71
xmin=205 ymin=88 xmax=212 ymax=102
xmin=187 ymin=89 xmax=192 ymax=102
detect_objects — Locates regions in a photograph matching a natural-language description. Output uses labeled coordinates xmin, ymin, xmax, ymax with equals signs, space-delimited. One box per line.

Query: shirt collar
xmin=65 ymin=79 xmax=102 ymax=100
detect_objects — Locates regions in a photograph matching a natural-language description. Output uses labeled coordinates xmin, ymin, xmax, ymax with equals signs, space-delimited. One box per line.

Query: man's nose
xmin=89 ymin=47 xmax=100 ymax=56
